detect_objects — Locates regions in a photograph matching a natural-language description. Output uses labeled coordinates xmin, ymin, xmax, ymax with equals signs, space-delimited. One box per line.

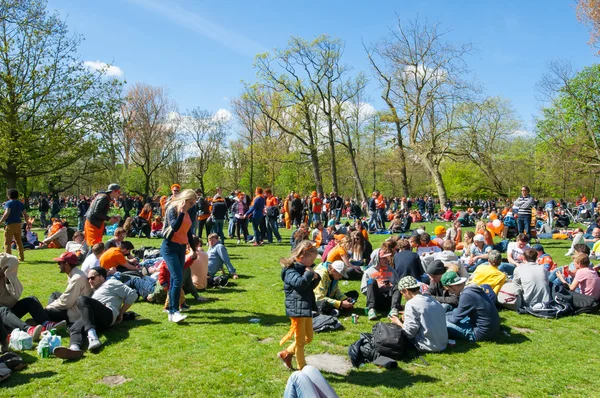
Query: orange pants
xmin=280 ymin=317 xmax=313 ymax=369
xmin=4 ymin=223 xmax=24 ymax=261
xmin=164 ymin=288 xmax=186 ymax=310
xmin=84 ymin=220 xmax=104 ymax=247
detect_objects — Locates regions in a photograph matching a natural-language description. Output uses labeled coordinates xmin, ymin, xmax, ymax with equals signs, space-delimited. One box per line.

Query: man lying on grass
xmin=54 ymin=267 xmax=138 ymax=359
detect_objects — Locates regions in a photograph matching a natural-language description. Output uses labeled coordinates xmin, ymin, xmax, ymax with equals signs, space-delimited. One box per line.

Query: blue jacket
xmin=281 ymin=262 xmax=320 ymax=318
xmin=164 ymin=206 xmax=196 ymax=249
xmin=245 ymin=195 xmax=265 ymax=218
xmin=447 ymin=284 xmax=500 ymax=341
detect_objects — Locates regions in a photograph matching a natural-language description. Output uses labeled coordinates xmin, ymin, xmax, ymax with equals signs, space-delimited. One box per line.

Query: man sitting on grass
xmin=513 ymin=248 xmax=550 ymax=308
xmin=54 ymin=267 xmax=138 ymax=359
xmin=389 ymin=276 xmax=448 ymax=353
xmin=99 ymin=241 xmax=139 ymax=274
xmin=45 ymin=252 xmax=93 ymax=324
xmin=469 ymin=250 xmax=507 ymax=295
xmin=207 ymin=233 xmax=239 ymax=286
xmin=313 ymin=260 xmax=356 ymax=315
xmin=443 ymin=271 xmax=500 ymax=342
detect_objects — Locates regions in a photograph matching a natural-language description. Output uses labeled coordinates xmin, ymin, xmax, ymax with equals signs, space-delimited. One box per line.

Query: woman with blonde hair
xmin=161 ymin=189 xmax=198 ymax=323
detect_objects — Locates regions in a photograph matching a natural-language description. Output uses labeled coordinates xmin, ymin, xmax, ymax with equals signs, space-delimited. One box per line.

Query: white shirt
xmin=507 ymin=242 xmax=529 ymax=264
xmin=81 ymin=253 xmax=99 ymax=274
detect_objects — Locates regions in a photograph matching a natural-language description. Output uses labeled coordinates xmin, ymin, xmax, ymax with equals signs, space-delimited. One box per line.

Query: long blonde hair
xmin=166 ymin=189 xmax=197 ymax=215
xmin=281 ymin=240 xmax=318 ymax=268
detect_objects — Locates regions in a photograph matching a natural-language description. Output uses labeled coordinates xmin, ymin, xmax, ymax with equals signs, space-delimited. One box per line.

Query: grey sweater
xmin=92 ymin=279 xmax=138 ymax=323
xmin=513 ymin=262 xmax=550 ymax=307
xmin=403 ymin=294 xmax=448 ymax=352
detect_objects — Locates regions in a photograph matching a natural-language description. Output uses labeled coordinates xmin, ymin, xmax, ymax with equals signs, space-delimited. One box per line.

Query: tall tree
xmin=368 ymin=18 xmax=474 ymax=205
xmin=126 ymin=83 xmax=179 ymax=198
xmin=180 ymin=108 xmax=229 ymax=193
xmin=576 ymin=0 xmax=600 ymax=54
xmin=0 ymin=0 xmax=119 ymax=188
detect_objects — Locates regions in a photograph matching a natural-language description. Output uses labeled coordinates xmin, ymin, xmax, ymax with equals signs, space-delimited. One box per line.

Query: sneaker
xmin=388 ymin=308 xmax=399 ymax=318
xmin=277 ymin=239 xmax=282 ymax=243
xmin=367 ymin=308 xmax=378 ymax=321
xmin=252 ymin=242 xmax=260 ymax=247
xmin=162 ymin=309 xmax=169 ymax=313
xmin=146 ymin=294 xmax=155 ymax=302
xmin=237 ymin=239 xmax=241 ymax=245
xmin=27 ymin=325 xmax=43 ymax=341
xmin=169 ymin=311 xmax=187 ymax=323
xmin=180 ymin=303 xmax=191 ymax=312
xmin=277 ymin=350 xmax=294 ymax=370
xmin=88 ymin=337 xmax=102 ymax=351
xmin=330 ymin=309 xmax=340 ymax=317
xmin=195 ymin=296 xmax=208 ymax=303
xmin=53 ymin=346 xmax=83 ymax=360
xmin=44 ymin=320 xmax=67 ymax=332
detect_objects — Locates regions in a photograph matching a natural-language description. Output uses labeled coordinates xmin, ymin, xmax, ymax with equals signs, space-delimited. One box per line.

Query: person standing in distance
xmin=84 ymin=184 xmax=121 ymax=248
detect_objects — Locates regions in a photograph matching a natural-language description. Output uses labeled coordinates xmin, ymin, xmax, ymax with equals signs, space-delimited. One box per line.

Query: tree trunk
xmin=6 ymin=161 xmax=17 ymax=189
xmin=328 ymin=120 xmax=339 ymax=194
xmin=309 ymin=147 xmax=324 ymax=195
xmin=198 ymin=175 xmax=205 ymax=195
xmin=145 ymin=173 xmax=151 ymax=199
xmin=349 ymin=149 xmax=367 ymax=203
xmin=395 ymin=123 xmax=410 ymax=197
xmin=249 ymin=121 xmax=254 ymax=193
xmin=422 ymin=156 xmax=448 ymax=207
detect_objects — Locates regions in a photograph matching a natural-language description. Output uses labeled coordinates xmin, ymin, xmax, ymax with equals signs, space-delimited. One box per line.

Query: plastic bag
xmin=37 ymin=331 xmax=62 ymax=358
xmin=9 ymin=328 xmax=33 ymax=351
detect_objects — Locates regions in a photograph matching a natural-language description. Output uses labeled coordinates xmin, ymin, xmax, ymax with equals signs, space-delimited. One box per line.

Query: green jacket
xmin=313 ymin=263 xmax=346 ymax=309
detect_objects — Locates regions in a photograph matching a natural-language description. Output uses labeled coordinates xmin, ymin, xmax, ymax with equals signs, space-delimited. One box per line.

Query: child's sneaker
xmin=367 ymin=308 xmax=378 ymax=321
xmin=27 ymin=325 xmax=43 ymax=341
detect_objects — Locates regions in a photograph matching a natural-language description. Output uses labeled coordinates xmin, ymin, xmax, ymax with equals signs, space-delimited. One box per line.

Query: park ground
xmin=1 ymin=221 xmax=600 ymax=397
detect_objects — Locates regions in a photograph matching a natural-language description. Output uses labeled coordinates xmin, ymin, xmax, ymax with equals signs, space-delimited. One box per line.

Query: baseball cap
xmin=171 ymin=184 xmax=181 ymax=191
xmin=330 ymin=260 xmax=348 ymax=278
xmin=441 ymin=271 xmax=467 ymax=287
xmin=474 ymin=234 xmax=485 ymax=242
xmin=426 ymin=260 xmax=446 ymax=275
xmin=533 ymin=244 xmax=544 ymax=252
xmin=434 ymin=226 xmax=446 ymax=236
xmin=52 ymin=252 xmax=79 ymax=265
xmin=397 ymin=276 xmax=420 ymax=290
xmin=107 ymin=183 xmax=121 ymax=192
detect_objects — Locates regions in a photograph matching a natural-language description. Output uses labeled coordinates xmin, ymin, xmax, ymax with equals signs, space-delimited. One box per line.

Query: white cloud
xmin=215 ymin=108 xmax=233 ymax=122
xmin=83 ymin=60 xmax=124 ymax=77
xmin=130 ymin=0 xmax=267 ymax=56
xmin=404 ymin=64 xmax=447 ymax=82
xmin=512 ymin=129 xmax=534 ymax=138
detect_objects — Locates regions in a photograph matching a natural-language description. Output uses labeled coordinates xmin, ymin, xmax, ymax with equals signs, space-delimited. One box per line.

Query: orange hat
xmin=171 ymin=184 xmax=181 ymax=191
xmin=311 ymin=191 xmax=317 ymax=197
xmin=334 ymin=234 xmax=346 ymax=242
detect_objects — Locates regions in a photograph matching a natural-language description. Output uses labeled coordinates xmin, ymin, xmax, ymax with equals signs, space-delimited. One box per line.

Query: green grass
xmin=2 ymin=221 xmax=599 ymax=397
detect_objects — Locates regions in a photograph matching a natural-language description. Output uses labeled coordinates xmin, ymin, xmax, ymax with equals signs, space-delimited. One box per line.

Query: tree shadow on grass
xmin=189 ymin=310 xmax=289 ymax=326
xmin=91 ymin=318 xmax=160 ymax=352
xmin=0 ymin=370 xmax=56 ymax=388
xmin=202 ymin=287 xmax=247 ymax=294
xmin=29 ymin=260 xmax=58 ymax=265
xmin=327 ymin=367 xmax=438 ymax=389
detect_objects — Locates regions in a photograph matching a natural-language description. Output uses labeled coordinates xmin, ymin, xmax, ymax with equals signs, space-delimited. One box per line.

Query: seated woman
xmin=345 ymin=231 xmax=370 ymax=278
xmin=388 ymin=214 xmax=403 ymax=233
xmin=291 ymin=223 xmax=310 ymax=250
xmin=326 ymin=235 xmax=360 ymax=279
xmin=150 ymin=216 xmax=163 ymax=238
xmin=41 ymin=219 xmax=68 ymax=249
xmin=19 ymin=221 xmax=41 ymax=249
xmin=138 ymin=203 xmax=153 ymax=223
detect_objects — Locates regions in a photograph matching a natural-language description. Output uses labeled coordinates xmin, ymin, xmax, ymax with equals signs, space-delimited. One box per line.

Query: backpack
xmin=553 ymin=284 xmax=599 ymax=315
xmin=312 ymin=314 xmax=343 ymax=333
xmin=497 ymin=281 xmax=523 ymax=311
xmin=372 ymin=322 xmax=405 ymax=360
xmin=521 ymin=300 xmax=574 ymax=319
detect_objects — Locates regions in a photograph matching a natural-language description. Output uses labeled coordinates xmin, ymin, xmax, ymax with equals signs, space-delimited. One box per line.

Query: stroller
xmin=578 ymin=203 xmax=594 ymax=222
xmin=502 ymin=215 xmax=518 ymax=240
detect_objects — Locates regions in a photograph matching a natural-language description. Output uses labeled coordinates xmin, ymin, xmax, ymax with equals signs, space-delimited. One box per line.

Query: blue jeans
xmin=335 ymin=209 xmax=342 ymax=222
xmin=160 ymin=240 xmax=186 ymax=314
xmin=446 ymin=314 xmax=476 ymax=342
xmin=267 ymin=217 xmax=281 ymax=243
xmin=498 ymin=262 xmax=516 ymax=276
xmin=213 ymin=219 xmax=226 ymax=242
xmin=517 ymin=214 xmax=531 ymax=236
xmin=125 ymin=276 xmax=156 ymax=299
xmin=312 ymin=213 xmax=321 ymax=226
xmin=77 ymin=216 xmax=85 ymax=232
xmin=377 ymin=209 xmax=386 ymax=229
xmin=252 ymin=215 xmax=264 ymax=243
xmin=228 ymin=218 xmax=235 ymax=238
xmin=283 ymin=365 xmax=337 ymax=398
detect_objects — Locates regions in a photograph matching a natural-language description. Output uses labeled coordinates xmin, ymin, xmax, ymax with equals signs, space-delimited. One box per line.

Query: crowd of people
xmin=1 ymin=183 xmax=599 ymax=394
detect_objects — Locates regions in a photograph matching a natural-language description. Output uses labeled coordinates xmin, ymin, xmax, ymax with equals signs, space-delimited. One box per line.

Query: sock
xmin=87 ymin=328 xmax=98 ymax=340
xmin=69 ymin=344 xmax=81 ymax=351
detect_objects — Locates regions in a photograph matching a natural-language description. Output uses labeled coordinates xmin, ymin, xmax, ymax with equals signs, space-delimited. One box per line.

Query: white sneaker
xmin=88 ymin=337 xmax=102 ymax=351
xmin=237 ymin=239 xmax=241 ymax=244
xmin=169 ymin=311 xmax=187 ymax=323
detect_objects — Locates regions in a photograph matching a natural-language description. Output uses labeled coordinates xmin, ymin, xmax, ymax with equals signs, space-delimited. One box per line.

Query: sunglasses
xmin=88 ymin=275 xmax=99 ymax=281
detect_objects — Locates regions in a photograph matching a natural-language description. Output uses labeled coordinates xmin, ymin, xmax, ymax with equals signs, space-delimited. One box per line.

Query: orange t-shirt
xmin=361 ymin=229 xmax=369 ymax=242
xmin=376 ymin=195 xmax=385 ymax=209
xmin=266 ymin=196 xmax=278 ymax=207
xmin=172 ymin=212 xmax=192 ymax=245
xmin=139 ymin=209 xmax=152 ymax=222
xmin=326 ymin=245 xmax=347 ymax=263
xmin=311 ymin=197 xmax=323 ymax=213
xmin=100 ymin=247 xmax=127 ymax=270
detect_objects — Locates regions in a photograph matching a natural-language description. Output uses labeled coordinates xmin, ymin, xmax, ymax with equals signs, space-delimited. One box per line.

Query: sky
xmin=47 ymin=0 xmax=598 ymax=133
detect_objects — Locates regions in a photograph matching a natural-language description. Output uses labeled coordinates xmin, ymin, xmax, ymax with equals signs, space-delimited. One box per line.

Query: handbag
xmin=162 ymin=208 xmax=175 ymax=240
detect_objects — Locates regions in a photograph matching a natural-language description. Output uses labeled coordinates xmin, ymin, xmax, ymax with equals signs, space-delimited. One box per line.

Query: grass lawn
xmin=1 ymin=221 xmax=600 ymax=397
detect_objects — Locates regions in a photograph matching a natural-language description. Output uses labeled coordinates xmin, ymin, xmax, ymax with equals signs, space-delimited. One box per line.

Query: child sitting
xmin=65 ymin=231 xmax=85 ymax=255
xmin=565 ymin=228 xmax=585 ymax=256
xmin=556 ymin=252 xmax=600 ymax=300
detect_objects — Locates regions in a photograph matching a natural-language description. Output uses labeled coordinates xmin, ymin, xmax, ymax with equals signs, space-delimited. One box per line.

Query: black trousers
xmin=365 ymin=282 xmax=402 ymax=311
xmin=235 ymin=218 xmax=249 ymax=241
xmin=197 ymin=219 xmax=212 ymax=239
xmin=0 ymin=296 xmax=49 ymax=332
xmin=69 ymin=296 xmax=113 ymax=347
xmin=46 ymin=292 xmax=70 ymax=323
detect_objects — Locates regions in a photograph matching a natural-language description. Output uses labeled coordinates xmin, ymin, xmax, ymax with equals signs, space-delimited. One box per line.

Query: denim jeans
xmin=160 ymin=240 xmax=186 ymax=314
xmin=498 ymin=262 xmax=516 ymax=276
xmin=228 ymin=218 xmax=235 ymax=238
xmin=213 ymin=219 xmax=226 ymax=242
xmin=267 ymin=216 xmax=282 ymax=243
xmin=312 ymin=213 xmax=321 ymax=226
xmin=377 ymin=209 xmax=387 ymax=229
xmin=283 ymin=365 xmax=337 ymax=398
xmin=335 ymin=209 xmax=342 ymax=222
xmin=125 ymin=276 xmax=157 ymax=299
xmin=78 ymin=216 xmax=85 ymax=232
xmin=446 ymin=314 xmax=476 ymax=342
xmin=252 ymin=215 xmax=264 ymax=243
xmin=517 ymin=214 xmax=531 ymax=236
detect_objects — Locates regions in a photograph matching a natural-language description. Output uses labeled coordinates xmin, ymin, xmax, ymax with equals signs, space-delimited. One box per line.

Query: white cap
xmin=474 ymin=234 xmax=485 ymax=242
xmin=330 ymin=260 xmax=348 ymax=278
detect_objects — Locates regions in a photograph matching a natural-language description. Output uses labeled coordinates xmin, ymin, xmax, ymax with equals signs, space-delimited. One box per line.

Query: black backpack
xmin=372 ymin=322 xmax=405 ymax=360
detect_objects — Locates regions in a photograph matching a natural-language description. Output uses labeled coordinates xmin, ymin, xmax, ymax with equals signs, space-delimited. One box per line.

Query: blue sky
xmin=48 ymin=0 xmax=597 ymax=132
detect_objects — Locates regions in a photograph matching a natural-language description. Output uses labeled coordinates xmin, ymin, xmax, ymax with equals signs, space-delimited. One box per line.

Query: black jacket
xmin=211 ymin=199 xmax=228 ymax=220
xmin=426 ymin=280 xmax=459 ymax=307
xmin=281 ymin=262 xmax=320 ymax=318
